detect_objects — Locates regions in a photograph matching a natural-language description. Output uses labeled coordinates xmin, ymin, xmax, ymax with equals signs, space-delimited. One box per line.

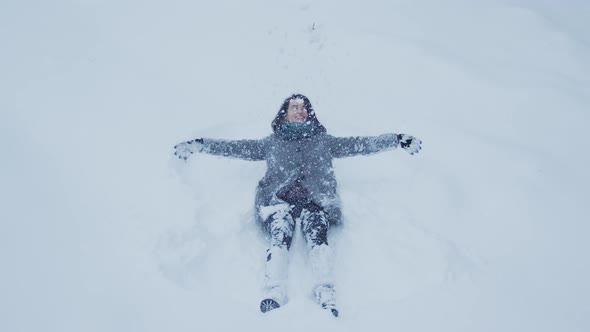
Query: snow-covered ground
xmin=2 ymin=0 xmax=589 ymax=331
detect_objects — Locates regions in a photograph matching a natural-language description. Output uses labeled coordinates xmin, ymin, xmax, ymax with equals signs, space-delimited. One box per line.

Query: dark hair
xmin=271 ymin=94 xmax=327 ymax=134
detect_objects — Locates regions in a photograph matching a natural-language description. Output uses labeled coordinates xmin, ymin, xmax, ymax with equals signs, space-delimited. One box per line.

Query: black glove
xmin=174 ymin=138 xmax=204 ymax=160
xmin=396 ymin=134 xmax=422 ymax=155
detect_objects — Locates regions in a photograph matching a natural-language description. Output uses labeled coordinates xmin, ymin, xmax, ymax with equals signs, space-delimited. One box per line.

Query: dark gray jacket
xmin=200 ymin=132 xmax=400 ymax=226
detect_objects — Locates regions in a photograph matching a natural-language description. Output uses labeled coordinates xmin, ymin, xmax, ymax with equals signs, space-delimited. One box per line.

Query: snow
xmin=1 ymin=0 xmax=589 ymax=331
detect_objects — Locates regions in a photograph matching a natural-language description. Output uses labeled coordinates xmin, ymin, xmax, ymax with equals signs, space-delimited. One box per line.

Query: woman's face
xmin=285 ymin=99 xmax=308 ymax=123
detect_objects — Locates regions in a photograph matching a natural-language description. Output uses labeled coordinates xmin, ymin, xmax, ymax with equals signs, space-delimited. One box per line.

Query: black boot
xmin=260 ymin=298 xmax=280 ymax=313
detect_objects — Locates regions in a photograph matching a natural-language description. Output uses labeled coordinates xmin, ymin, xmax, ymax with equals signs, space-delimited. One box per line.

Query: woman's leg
xmin=301 ymin=204 xmax=338 ymax=316
xmin=262 ymin=204 xmax=295 ymax=309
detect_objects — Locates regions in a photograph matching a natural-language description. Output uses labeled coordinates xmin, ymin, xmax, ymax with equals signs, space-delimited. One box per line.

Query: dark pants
xmin=268 ymin=179 xmax=329 ymax=250
xmin=264 ymin=201 xmax=329 ymax=252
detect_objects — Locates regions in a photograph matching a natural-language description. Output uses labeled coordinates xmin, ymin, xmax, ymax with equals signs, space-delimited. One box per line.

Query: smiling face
xmin=285 ymin=99 xmax=309 ymax=123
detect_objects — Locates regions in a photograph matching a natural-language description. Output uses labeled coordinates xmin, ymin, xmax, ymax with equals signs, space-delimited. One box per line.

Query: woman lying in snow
xmin=174 ymin=94 xmax=422 ymax=317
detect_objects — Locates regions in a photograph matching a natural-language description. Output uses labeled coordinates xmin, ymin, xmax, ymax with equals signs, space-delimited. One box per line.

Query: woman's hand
xmin=174 ymin=138 xmax=204 ymax=160
xmin=397 ymin=134 xmax=422 ymax=155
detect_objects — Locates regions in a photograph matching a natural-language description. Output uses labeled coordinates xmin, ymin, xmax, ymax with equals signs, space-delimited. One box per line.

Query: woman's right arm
xmin=174 ymin=136 xmax=269 ymax=161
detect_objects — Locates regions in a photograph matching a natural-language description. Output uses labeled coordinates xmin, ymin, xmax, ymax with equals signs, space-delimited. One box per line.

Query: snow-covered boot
xmin=315 ymin=284 xmax=339 ymax=317
xmin=262 ymin=245 xmax=289 ymax=308
xmin=308 ymin=243 xmax=334 ymax=286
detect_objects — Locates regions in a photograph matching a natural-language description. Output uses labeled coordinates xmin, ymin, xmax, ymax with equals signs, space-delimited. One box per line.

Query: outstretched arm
xmin=174 ymin=137 xmax=268 ymax=161
xmin=328 ymin=133 xmax=421 ymax=158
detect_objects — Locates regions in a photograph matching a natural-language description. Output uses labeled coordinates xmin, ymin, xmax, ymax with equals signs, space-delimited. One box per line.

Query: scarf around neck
xmin=278 ymin=121 xmax=318 ymax=140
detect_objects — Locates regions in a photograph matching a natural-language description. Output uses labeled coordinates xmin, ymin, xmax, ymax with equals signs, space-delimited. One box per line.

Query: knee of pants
xmin=302 ymin=211 xmax=329 ymax=247
xmin=267 ymin=212 xmax=296 ymax=250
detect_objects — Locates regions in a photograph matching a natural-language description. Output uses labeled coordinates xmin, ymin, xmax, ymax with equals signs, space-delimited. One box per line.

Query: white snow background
xmin=1 ymin=0 xmax=589 ymax=331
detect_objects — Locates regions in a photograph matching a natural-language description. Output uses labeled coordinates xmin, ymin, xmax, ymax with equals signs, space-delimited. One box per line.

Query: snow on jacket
xmin=199 ymin=130 xmax=401 ymax=227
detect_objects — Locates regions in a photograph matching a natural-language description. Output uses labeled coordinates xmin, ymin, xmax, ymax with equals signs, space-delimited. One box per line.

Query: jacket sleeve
xmin=327 ymin=133 xmax=400 ymax=158
xmin=200 ymin=137 xmax=268 ymax=161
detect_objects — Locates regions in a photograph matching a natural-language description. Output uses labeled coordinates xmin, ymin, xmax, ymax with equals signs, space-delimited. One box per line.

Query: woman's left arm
xmin=328 ymin=133 xmax=421 ymax=158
